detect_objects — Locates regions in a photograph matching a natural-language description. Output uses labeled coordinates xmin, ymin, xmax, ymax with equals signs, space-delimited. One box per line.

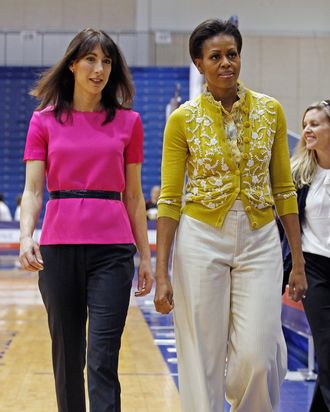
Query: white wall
xmin=148 ymin=0 xmax=330 ymax=34
xmin=0 ymin=0 xmax=136 ymax=31
xmin=1 ymin=0 xmax=330 ymax=34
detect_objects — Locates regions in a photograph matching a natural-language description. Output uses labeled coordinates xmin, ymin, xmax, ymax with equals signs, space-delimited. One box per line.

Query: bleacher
xmin=0 ymin=67 xmax=38 ymax=215
xmin=0 ymin=66 xmax=190 ymax=217
xmin=133 ymin=67 xmax=189 ymax=196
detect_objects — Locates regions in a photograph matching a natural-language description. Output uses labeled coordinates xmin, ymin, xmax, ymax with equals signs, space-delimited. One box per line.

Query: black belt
xmin=49 ymin=190 xmax=121 ymax=200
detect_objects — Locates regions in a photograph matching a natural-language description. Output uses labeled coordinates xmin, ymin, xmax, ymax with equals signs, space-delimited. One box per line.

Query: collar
xmin=202 ymin=81 xmax=246 ymax=111
xmin=199 ymin=82 xmax=250 ymax=118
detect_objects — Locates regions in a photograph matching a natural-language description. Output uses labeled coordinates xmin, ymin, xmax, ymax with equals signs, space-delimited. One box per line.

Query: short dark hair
xmin=189 ymin=19 xmax=243 ymax=62
xmin=31 ymin=28 xmax=134 ymax=124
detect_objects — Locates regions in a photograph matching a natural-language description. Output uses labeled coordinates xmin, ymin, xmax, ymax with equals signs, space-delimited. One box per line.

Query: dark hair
xmin=16 ymin=194 xmax=22 ymax=206
xmin=30 ymin=28 xmax=134 ymax=124
xmin=189 ymin=19 xmax=243 ymax=62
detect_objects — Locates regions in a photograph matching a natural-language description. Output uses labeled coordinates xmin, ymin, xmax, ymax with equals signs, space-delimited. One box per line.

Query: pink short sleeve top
xmin=24 ymin=107 xmax=144 ymax=245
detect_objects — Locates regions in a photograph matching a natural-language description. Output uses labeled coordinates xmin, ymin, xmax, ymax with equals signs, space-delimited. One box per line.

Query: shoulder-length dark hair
xmin=30 ymin=28 xmax=134 ymax=123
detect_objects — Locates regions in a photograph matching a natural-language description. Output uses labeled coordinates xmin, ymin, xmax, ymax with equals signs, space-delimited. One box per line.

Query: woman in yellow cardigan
xmin=154 ymin=19 xmax=307 ymax=412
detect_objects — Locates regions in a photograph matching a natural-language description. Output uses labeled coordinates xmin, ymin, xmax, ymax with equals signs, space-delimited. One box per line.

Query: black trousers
xmin=302 ymin=252 xmax=330 ymax=412
xmin=39 ymin=244 xmax=136 ymax=412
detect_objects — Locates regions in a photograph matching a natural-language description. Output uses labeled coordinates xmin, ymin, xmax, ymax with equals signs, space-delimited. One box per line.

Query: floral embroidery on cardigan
xmin=183 ymin=96 xmax=232 ymax=208
xmin=159 ymin=86 xmax=296 ymax=212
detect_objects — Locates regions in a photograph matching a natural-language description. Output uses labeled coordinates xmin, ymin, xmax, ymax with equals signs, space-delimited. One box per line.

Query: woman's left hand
xmin=134 ymin=258 xmax=153 ymax=297
xmin=288 ymin=265 xmax=308 ymax=302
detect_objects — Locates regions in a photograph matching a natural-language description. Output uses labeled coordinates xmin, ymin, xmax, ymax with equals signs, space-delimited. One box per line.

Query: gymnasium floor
xmin=0 ymin=268 xmax=316 ymax=412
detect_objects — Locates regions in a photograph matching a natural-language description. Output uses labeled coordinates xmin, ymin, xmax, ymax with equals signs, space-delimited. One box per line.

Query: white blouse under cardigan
xmin=302 ymin=165 xmax=330 ymax=258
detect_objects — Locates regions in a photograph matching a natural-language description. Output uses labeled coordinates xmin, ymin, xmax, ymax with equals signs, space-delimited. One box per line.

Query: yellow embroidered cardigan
xmin=157 ymin=86 xmax=298 ymax=229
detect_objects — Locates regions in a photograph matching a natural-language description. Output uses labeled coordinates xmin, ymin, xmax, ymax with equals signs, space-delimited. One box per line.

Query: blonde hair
xmin=291 ymin=100 xmax=330 ymax=188
xmin=30 ymin=28 xmax=134 ymax=124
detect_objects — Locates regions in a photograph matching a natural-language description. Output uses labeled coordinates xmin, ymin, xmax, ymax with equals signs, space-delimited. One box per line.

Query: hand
xmin=134 ymin=258 xmax=153 ymax=297
xmin=19 ymin=236 xmax=44 ymax=272
xmin=154 ymin=276 xmax=174 ymax=314
xmin=288 ymin=265 xmax=307 ymax=302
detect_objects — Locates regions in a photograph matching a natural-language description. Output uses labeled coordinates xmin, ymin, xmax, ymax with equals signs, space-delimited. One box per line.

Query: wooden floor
xmin=0 ymin=270 xmax=180 ymax=412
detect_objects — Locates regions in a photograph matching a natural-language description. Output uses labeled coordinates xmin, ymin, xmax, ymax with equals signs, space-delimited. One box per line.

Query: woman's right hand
xmin=154 ymin=276 xmax=174 ymax=314
xmin=19 ymin=236 xmax=44 ymax=272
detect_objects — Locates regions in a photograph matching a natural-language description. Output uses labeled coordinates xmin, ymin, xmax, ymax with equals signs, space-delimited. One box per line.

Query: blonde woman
xmin=283 ymin=100 xmax=330 ymax=412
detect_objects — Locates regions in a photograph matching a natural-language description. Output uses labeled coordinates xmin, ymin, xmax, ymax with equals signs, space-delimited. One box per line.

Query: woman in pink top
xmin=19 ymin=28 xmax=153 ymax=412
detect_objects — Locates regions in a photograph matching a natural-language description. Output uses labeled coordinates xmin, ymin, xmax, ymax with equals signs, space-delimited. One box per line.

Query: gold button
xmin=242 ymin=106 xmax=249 ymax=114
xmin=252 ymin=221 xmax=257 ymax=228
xmin=243 ymin=136 xmax=250 ymax=143
xmin=244 ymin=121 xmax=250 ymax=128
xmin=235 ymin=169 xmax=240 ymax=176
xmin=242 ymin=153 xmax=248 ymax=160
xmin=245 ymin=206 xmax=251 ymax=212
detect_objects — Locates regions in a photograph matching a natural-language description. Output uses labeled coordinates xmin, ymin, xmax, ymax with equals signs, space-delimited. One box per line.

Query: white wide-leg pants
xmin=172 ymin=201 xmax=287 ymax=412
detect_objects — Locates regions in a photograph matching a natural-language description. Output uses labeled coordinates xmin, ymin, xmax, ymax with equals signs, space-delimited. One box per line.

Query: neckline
xmin=202 ymin=81 xmax=246 ymax=111
xmin=317 ymin=163 xmax=330 ymax=172
xmin=72 ymin=108 xmax=105 ymax=114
